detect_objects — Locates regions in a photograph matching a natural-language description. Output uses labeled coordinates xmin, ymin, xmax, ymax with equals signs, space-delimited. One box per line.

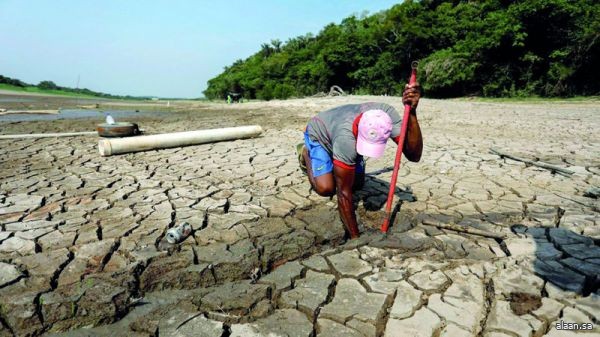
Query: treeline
xmin=204 ymin=0 xmax=599 ymax=100
xmin=0 ymin=75 xmax=29 ymax=87
xmin=0 ymin=75 xmax=144 ymax=100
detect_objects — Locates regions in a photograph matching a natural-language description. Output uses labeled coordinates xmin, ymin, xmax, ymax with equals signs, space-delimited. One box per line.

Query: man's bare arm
xmin=403 ymin=111 xmax=422 ymax=162
xmin=333 ymin=165 xmax=359 ymax=239
xmin=393 ymin=83 xmax=423 ymax=162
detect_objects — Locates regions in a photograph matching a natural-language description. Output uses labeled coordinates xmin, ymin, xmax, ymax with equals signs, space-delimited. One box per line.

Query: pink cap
xmin=356 ymin=109 xmax=392 ymax=158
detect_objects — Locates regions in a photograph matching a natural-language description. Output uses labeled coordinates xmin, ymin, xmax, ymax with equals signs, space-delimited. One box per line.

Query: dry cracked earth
xmin=0 ymin=95 xmax=599 ymax=337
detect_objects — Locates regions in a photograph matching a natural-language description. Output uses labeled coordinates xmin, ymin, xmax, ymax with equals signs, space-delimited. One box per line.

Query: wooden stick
xmin=489 ymin=147 xmax=574 ymax=177
xmin=0 ymin=109 xmax=59 ymax=115
xmin=0 ymin=131 xmax=97 ymax=139
xmin=421 ymin=220 xmax=507 ymax=239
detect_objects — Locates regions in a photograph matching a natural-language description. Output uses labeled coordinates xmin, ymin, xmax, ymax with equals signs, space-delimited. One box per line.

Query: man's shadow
xmin=354 ymin=168 xmax=599 ymax=298
xmin=512 ymin=224 xmax=600 ymax=297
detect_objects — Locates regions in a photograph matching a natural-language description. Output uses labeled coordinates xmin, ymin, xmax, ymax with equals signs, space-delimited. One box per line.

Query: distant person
xmin=297 ymin=84 xmax=423 ymax=239
xmin=227 ymin=95 xmax=232 ymax=104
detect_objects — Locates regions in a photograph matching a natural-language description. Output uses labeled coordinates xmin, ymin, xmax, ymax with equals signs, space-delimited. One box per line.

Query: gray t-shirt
xmin=307 ymin=102 xmax=402 ymax=166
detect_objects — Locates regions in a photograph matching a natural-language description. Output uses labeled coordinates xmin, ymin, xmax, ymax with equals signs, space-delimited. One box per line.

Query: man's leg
xmin=302 ymin=131 xmax=335 ymax=196
xmin=303 ymin=147 xmax=335 ymax=196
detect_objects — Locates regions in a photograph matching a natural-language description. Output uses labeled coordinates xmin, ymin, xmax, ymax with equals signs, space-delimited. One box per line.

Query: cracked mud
xmin=1 ymin=95 xmax=599 ymax=337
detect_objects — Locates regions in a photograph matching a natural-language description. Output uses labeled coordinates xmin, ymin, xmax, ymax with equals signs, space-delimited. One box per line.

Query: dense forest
xmin=204 ymin=0 xmax=599 ymax=100
xmin=0 ymin=75 xmax=143 ymax=99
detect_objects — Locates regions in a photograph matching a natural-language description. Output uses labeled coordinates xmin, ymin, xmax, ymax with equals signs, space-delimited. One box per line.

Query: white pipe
xmin=0 ymin=131 xmax=97 ymax=139
xmin=98 ymin=125 xmax=263 ymax=156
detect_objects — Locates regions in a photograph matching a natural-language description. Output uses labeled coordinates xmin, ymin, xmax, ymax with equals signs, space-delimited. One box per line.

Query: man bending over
xmin=298 ymin=84 xmax=423 ymax=239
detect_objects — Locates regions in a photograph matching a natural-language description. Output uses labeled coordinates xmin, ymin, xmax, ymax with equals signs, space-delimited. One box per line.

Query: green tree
xmin=38 ymin=80 xmax=59 ymax=90
xmin=204 ymin=0 xmax=600 ymax=99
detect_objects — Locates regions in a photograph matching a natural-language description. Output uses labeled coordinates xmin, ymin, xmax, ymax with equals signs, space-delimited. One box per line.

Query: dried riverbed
xmin=1 ymin=95 xmax=599 ymax=336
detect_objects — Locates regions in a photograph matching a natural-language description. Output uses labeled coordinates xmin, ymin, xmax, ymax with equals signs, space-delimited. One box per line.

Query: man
xmin=298 ymin=84 xmax=423 ymax=239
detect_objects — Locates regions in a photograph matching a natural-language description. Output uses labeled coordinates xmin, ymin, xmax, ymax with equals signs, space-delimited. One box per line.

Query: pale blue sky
xmin=0 ymin=1 xmax=400 ymax=98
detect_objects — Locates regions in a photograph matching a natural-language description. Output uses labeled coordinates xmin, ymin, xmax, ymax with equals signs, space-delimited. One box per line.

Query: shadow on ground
xmin=511 ymin=224 xmax=600 ymax=297
xmin=356 ymin=171 xmax=599 ymax=298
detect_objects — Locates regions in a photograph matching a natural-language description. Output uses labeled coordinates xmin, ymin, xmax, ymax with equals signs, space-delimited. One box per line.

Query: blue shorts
xmin=304 ymin=129 xmax=364 ymax=177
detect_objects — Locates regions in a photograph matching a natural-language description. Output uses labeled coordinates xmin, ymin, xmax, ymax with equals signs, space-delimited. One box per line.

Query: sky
xmin=0 ymin=1 xmax=400 ymax=98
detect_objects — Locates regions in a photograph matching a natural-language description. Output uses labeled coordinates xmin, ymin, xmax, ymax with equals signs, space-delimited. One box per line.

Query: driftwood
xmin=311 ymin=85 xmax=346 ymax=98
xmin=310 ymin=85 xmax=346 ymax=98
xmin=489 ymin=147 xmax=574 ymax=177
xmin=421 ymin=220 xmax=507 ymax=239
xmin=328 ymin=85 xmax=345 ymax=96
